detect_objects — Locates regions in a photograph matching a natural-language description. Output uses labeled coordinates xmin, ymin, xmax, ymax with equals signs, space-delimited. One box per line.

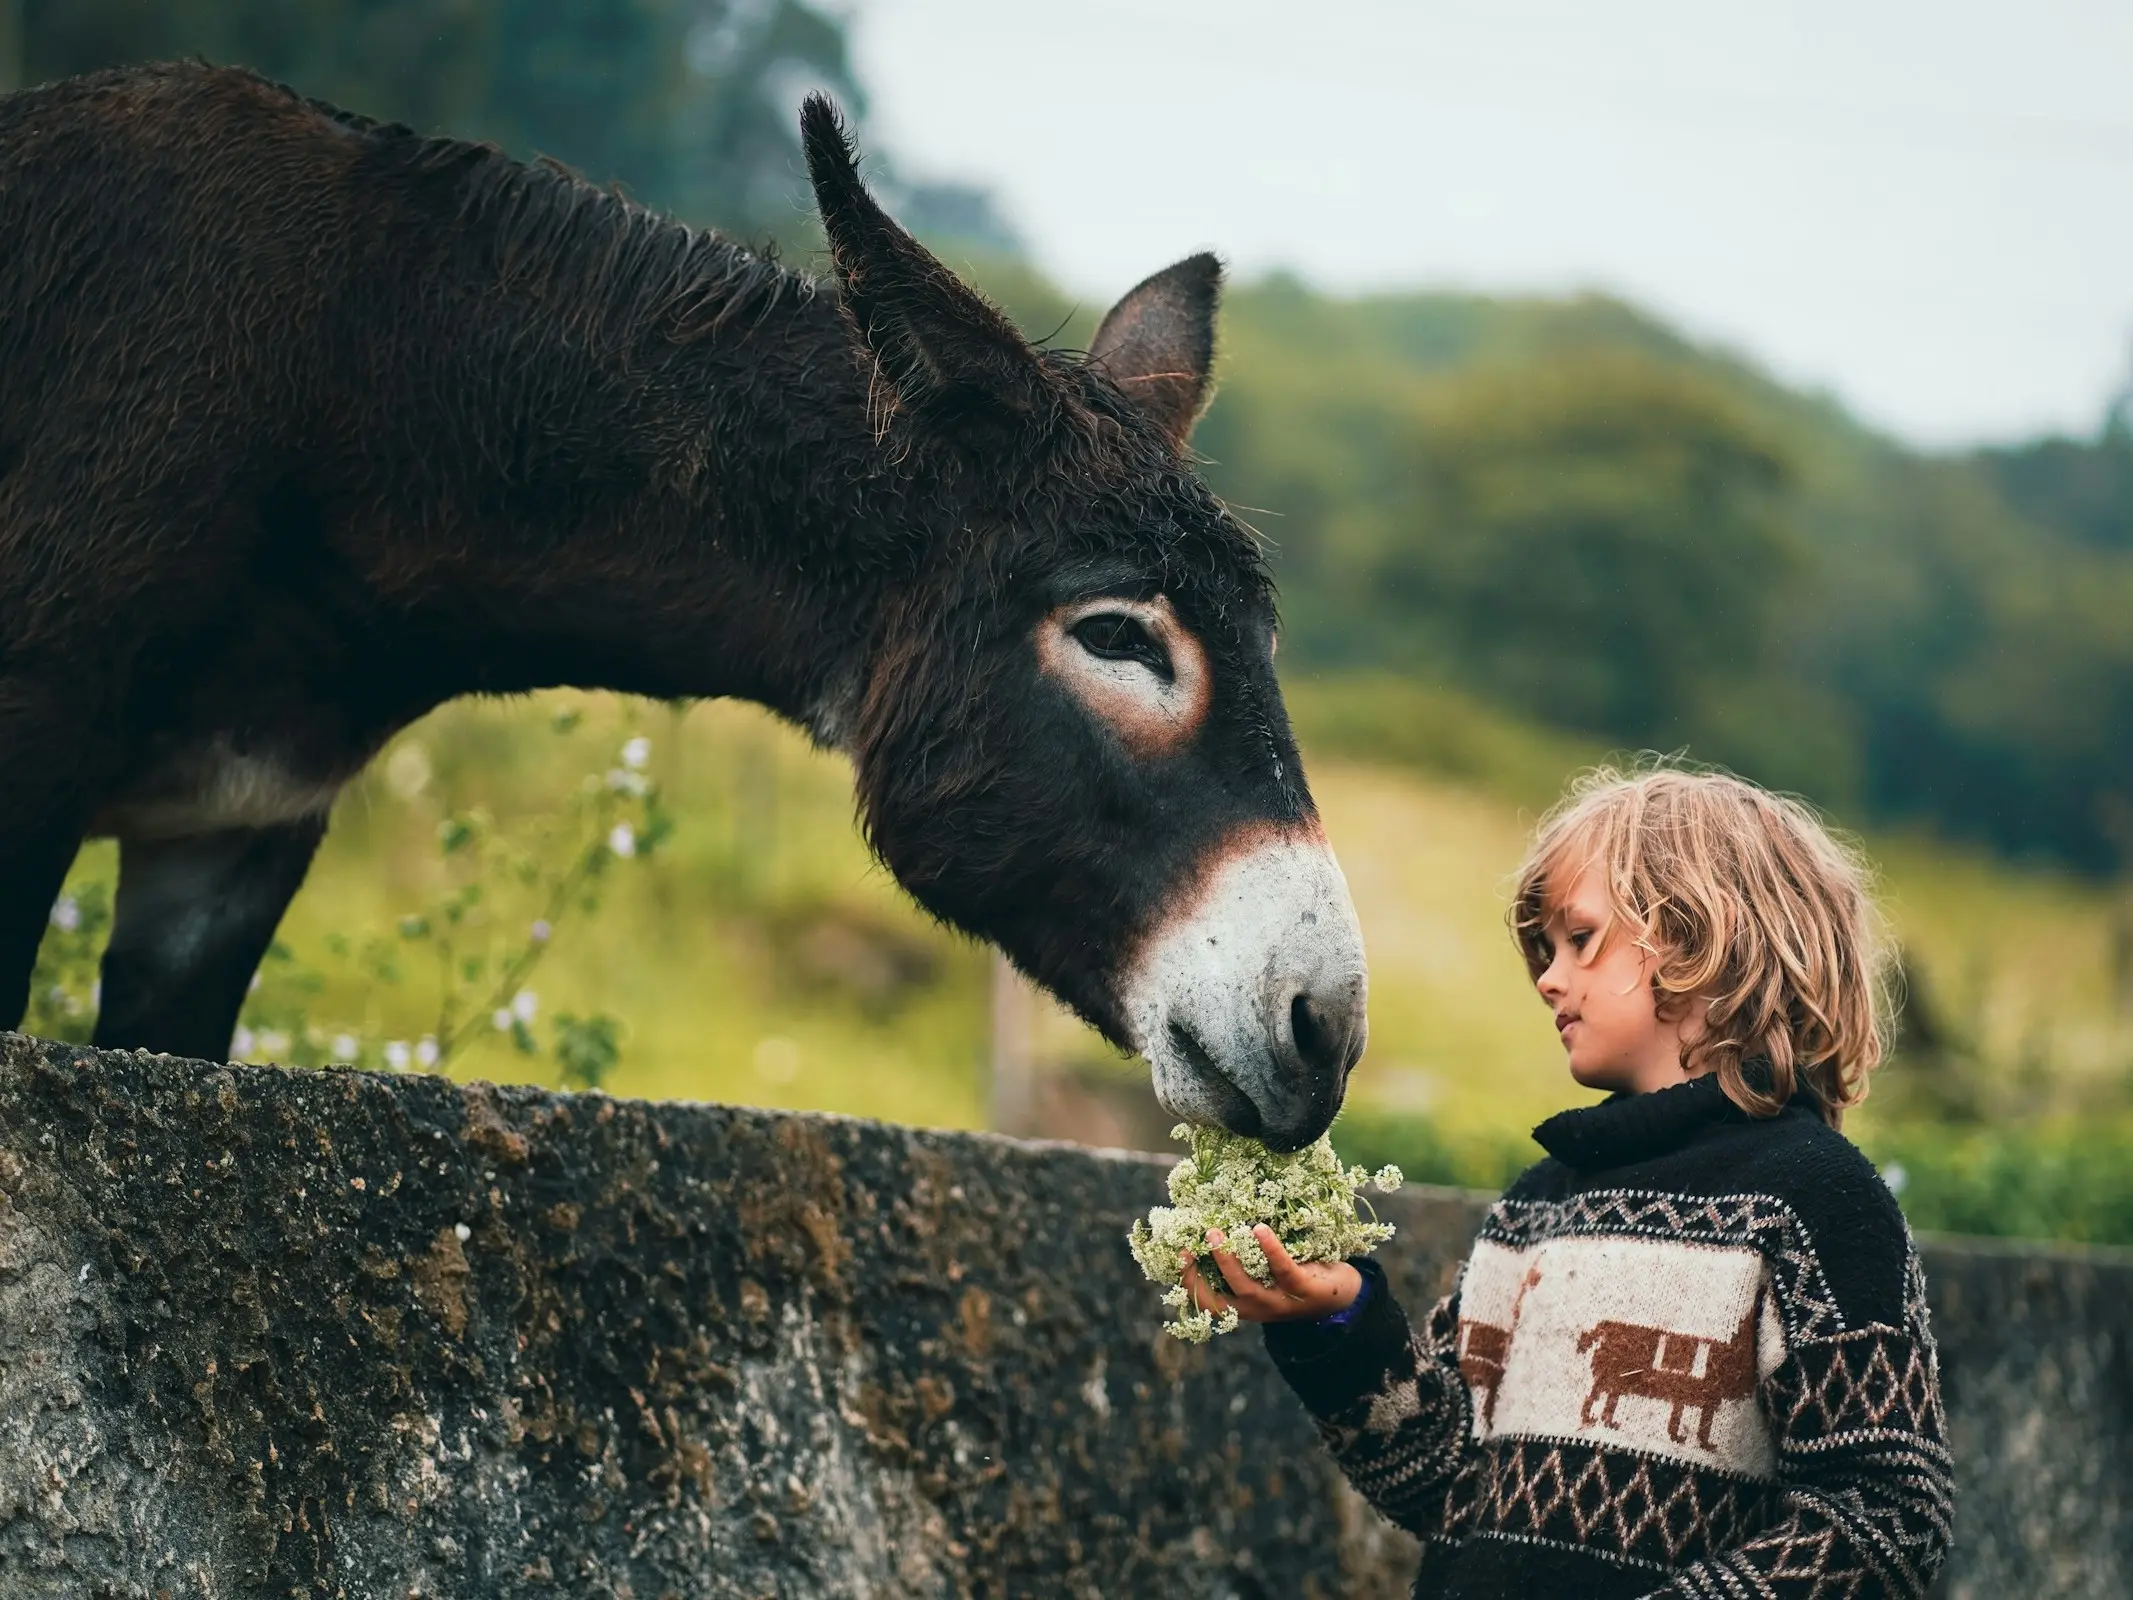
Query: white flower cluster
xmin=1128 ymin=1124 xmax=1403 ymax=1344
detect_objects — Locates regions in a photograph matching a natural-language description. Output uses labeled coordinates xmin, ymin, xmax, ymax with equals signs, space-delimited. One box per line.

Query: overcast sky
xmin=845 ymin=0 xmax=2133 ymax=449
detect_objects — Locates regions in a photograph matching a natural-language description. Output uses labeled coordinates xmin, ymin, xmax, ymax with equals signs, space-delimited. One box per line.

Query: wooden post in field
xmin=2112 ymin=894 xmax=2133 ymax=1017
xmin=989 ymin=950 xmax=1035 ymax=1135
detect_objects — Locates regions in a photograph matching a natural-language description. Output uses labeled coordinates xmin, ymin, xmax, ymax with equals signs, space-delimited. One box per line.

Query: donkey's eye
xmin=1072 ymin=613 xmax=1173 ymax=681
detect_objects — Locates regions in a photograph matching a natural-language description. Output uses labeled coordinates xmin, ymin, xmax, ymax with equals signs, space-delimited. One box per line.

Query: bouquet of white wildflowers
xmin=1129 ymin=1124 xmax=1403 ymax=1343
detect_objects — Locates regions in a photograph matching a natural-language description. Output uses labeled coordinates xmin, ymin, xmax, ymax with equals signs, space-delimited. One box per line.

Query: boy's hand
xmin=1180 ymin=1225 xmax=1363 ymax=1324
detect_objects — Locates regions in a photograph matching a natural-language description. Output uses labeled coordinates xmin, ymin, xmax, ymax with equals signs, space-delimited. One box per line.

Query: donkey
xmin=0 ymin=64 xmax=1367 ymax=1149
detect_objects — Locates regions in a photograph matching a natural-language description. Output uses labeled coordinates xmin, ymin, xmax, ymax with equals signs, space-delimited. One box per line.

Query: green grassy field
xmin=34 ymin=681 xmax=2133 ymax=1236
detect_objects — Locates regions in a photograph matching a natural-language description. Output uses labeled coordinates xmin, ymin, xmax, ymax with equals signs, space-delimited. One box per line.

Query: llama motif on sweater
xmin=1267 ymin=1078 xmax=1954 ymax=1600
xmin=1457 ymin=1234 xmax=1784 ymax=1473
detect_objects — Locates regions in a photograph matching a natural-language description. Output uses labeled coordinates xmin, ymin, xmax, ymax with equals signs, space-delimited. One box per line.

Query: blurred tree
xmin=894 ymin=178 xmax=1023 ymax=258
xmin=1976 ymin=395 xmax=2133 ymax=553
xmin=0 ymin=2 xmax=23 ymax=92
xmin=17 ymin=0 xmax=863 ymax=239
xmin=667 ymin=0 xmax=863 ymax=236
xmin=1378 ymin=350 xmax=1804 ymax=745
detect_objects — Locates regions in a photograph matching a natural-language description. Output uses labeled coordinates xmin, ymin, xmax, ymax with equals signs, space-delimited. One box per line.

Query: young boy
xmin=1182 ymin=767 xmax=1953 ymax=1597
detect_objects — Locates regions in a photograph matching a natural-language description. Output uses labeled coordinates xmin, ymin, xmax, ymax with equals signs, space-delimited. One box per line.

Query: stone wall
xmin=0 ymin=1034 xmax=2125 ymax=1597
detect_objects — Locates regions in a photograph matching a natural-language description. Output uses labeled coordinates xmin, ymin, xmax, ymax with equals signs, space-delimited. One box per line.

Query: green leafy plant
xmin=554 ymin=1011 xmax=624 ymax=1092
xmin=1861 ymin=1117 xmax=2133 ymax=1248
xmin=1129 ymin=1124 xmax=1403 ymax=1344
xmin=29 ymin=707 xmax=666 ymax=1091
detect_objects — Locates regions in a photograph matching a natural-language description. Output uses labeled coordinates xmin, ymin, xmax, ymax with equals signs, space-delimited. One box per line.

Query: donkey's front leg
xmin=0 ymin=685 xmax=113 ymax=1032
xmin=0 ymin=819 xmax=87 ymax=1035
xmin=94 ymin=820 xmax=327 ymax=1060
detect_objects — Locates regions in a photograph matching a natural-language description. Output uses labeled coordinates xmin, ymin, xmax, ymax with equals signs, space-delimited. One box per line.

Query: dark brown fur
xmin=0 ymin=65 xmax=1354 ymax=1130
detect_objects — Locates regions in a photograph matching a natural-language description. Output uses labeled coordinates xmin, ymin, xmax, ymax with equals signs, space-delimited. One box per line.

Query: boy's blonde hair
xmin=1509 ymin=763 xmax=1891 ymax=1127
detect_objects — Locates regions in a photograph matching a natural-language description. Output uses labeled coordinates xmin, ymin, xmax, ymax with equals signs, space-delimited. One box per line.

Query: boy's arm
xmin=1263 ymin=1258 xmax=1475 ymax=1540
xmin=1641 ymin=1252 xmax=1955 ymax=1599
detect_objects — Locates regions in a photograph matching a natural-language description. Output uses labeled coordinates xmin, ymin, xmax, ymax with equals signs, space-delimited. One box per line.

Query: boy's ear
xmin=1087 ymin=253 xmax=1222 ymax=448
xmin=801 ymin=95 xmax=1057 ymax=429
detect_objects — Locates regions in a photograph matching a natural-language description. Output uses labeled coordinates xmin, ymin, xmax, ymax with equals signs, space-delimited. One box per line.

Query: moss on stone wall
xmin=0 ymin=1034 xmax=2125 ymax=1596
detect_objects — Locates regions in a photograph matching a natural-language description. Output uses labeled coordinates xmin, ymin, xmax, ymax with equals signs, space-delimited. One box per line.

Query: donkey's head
xmin=802 ymin=100 xmax=1365 ymax=1151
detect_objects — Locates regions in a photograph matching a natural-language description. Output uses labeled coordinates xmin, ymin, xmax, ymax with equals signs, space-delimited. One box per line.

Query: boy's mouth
xmin=1554 ymin=1011 xmax=1577 ymax=1035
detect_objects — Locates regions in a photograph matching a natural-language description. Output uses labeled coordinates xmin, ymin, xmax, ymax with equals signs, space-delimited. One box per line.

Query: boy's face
xmin=1534 ymin=867 xmax=1706 ymax=1097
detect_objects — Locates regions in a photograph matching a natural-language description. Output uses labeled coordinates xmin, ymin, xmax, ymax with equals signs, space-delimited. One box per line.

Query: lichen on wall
xmin=0 ymin=1033 xmax=2125 ymax=1597
xmin=0 ymin=1036 xmax=1421 ymax=1597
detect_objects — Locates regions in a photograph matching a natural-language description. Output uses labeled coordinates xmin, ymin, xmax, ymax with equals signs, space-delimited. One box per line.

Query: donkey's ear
xmin=801 ymin=95 xmax=1052 ymax=428
xmin=1087 ymin=254 xmax=1222 ymax=447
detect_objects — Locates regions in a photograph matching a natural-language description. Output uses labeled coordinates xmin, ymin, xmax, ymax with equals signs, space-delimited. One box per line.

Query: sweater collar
xmin=1532 ymin=1064 xmax=1801 ymax=1170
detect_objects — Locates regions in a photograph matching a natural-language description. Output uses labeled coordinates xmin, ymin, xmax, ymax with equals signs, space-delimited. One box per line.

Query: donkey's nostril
xmin=1291 ymin=993 xmax=1327 ymax=1071
xmin=1290 ymin=990 xmax=1363 ymax=1083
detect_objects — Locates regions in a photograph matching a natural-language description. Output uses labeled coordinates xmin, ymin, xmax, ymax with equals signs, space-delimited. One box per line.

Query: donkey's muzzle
xmin=1126 ymin=824 xmax=1369 ymax=1152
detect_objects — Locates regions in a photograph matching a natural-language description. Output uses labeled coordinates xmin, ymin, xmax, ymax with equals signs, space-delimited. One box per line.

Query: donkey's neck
xmin=388 ymin=166 xmax=922 ymax=745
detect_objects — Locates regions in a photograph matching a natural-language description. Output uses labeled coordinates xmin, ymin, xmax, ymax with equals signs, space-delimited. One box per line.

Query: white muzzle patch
xmin=1124 ymin=825 xmax=1368 ymax=1147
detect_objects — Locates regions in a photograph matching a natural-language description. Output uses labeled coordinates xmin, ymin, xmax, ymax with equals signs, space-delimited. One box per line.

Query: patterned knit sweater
xmin=1267 ymin=1077 xmax=1954 ymax=1598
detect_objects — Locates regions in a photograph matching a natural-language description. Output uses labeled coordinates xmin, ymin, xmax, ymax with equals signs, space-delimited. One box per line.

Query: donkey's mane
xmin=299 ymin=79 xmax=813 ymax=353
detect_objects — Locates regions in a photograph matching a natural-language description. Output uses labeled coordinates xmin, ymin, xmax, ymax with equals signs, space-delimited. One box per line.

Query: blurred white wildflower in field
xmin=1129 ymin=1124 xmax=1403 ymax=1344
xmin=26 ymin=705 xmax=663 ymax=1092
xmin=384 ymin=742 xmax=431 ymax=799
xmin=753 ymin=1035 xmax=802 ymax=1084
